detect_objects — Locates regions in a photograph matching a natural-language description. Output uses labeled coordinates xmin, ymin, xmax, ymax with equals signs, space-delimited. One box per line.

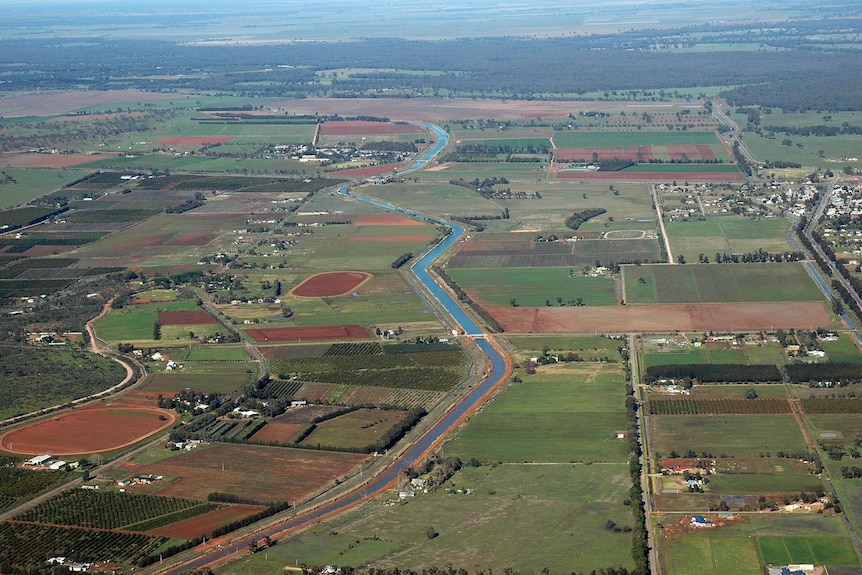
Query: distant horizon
xmin=1 ymin=0 xmax=855 ymax=42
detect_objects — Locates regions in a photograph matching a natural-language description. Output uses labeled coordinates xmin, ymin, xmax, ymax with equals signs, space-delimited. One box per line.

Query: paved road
xmin=712 ymin=100 xmax=759 ymax=168
xmin=152 ymin=124 xmax=515 ymax=575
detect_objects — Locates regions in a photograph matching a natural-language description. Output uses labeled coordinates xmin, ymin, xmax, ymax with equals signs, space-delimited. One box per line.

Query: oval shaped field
xmin=290 ymin=271 xmax=372 ymax=297
xmin=0 ymin=406 xmax=178 ymax=456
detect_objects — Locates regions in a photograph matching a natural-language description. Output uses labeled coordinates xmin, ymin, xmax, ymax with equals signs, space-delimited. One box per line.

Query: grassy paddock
xmin=448 ymin=267 xmax=618 ymax=307
xmin=650 ymin=415 xmax=808 ymax=457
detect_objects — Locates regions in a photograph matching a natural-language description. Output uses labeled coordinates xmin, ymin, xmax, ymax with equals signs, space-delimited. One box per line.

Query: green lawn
xmin=449 ymin=363 xmax=629 ymax=463
xmin=448 ymin=267 xmax=619 ymax=307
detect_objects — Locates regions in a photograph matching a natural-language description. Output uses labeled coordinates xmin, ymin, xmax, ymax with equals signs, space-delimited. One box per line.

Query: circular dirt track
xmin=291 ymin=271 xmax=372 ymax=297
xmin=0 ymin=406 xmax=178 ymax=456
xmin=488 ymin=302 xmax=832 ymax=333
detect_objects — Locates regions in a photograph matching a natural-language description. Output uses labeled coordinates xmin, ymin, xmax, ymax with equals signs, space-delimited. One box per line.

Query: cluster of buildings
xmin=23 ymin=454 xmax=78 ymax=471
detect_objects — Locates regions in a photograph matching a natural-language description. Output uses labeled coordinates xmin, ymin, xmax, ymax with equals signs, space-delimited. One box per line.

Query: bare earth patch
xmin=488 ymin=302 xmax=832 ymax=333
xmin=1 ymin=152 xmax=121 ymax=168
xmin=291 ymin=271 xmax=372 ymax=297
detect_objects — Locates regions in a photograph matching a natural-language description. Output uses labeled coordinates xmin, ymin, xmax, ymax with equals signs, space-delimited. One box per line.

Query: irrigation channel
xmin=160 ymin=124 xmax=513 ymax=574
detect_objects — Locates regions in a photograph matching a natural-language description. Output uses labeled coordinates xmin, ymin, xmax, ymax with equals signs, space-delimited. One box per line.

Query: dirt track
xmin=489 ymin=302 xmax=833 ymax=333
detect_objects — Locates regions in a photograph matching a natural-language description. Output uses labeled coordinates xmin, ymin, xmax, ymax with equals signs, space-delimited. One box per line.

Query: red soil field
xmin=666 ymin=144 xmax=714 ymax=161
xmin=245 ymin=325 xmax=372 ymax=343
xmin=487 ymin=302 xmax=831 ymax=333
xmin=556 ymin=171 xmax=744 ymax=181
xmin=20 ymin=245 xmax=76 ymax=257
xmin=354 ymin=214 xmax=423 ymax=226
xmin=333 ymin=165 xmax=401 ymax=178
xmin=351 ymin=234 xmax=436 ymax=243
xmin=0 ymin=90 xmax=178 ymax=117
xmin=695 ymin=144 xmax=717 ymax=161
xmin=157 ymin=310 xmax=218 ymax=326
xmin=1 ymin=152 xmax=121 ymax=168
xmin=290 ymin=271 xmax=372 ymax=297
xmin=249 ymin=421 xmax=307 ymax=444
xmin=129 ymin=443 xmax=368 ymax=504
xmin=0 ymin=406 xmax=177 ymax=456
xmin=157 ymin=136 xmax=234 ymax=146
xmin=554 ymin=146 xmax=653 ymax=162
xmin=147 ymin=504 xmax=266 ymax=539
xmin=318 ymin=120 xmax=425 ymax=136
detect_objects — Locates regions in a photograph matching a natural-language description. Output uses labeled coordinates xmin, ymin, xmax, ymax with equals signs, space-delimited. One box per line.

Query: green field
xmin=0 ymin=169 xmax=80 ymax=208
xmin=449 ymin=363 xmax=629 ymax=463
xmin=623 ymin=163 xmax=741 ymax=173
xmin=623 ymin=263 xmax=823 ymax=304
xmin=95 ymin=300 xmax=200 ymax=341
xmin=448 ymin=267 xmax=618 ymax=307
xmin=650 ymin=415 xmax=808 ymax=457
xmin=664 ymin=216 xmax=795 ymax=263
xmin=553 ymin=131 xmax=721 ymax=148
xmin=219 ymin=464 xmax=635 ymax=575
xmin=642 ymin=341 xmax=786 ymax=367
xmin=507 ymin=335 xmax=625 ymax=363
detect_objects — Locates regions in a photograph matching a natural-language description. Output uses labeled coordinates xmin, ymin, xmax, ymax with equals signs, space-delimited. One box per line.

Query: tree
xmin=426 ymin=526 xmax=439 ymax=539
xmin=677 ymin=254 xmax=686 ymax=264
xmin=509 ymin=298 xmax=518 ymax=307
xmin=745 ymin=388 xmax=759 ymax=399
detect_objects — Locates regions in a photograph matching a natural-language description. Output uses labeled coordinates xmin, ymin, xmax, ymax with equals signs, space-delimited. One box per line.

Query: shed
xmin=27 ymin=455 xmax=53 ymax=466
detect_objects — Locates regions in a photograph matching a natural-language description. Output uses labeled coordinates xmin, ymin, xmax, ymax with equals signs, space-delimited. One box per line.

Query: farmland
xmin=648 ymin=415 xmax=809 ymax=457
xmin=448 ymin=267 xmax=618 ymax=307
xmin=622 ymin=263 xmax=823 ymax=304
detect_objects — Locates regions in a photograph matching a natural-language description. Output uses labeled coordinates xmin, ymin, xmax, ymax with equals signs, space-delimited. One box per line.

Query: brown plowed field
xmin=290 ymin=271 xmax=372 ymax=297
xmin=157 ymin=136 xmax=234 ymax=146
xmin=0 ymin=90 xmax=178 ymax=117
xmin=245 ymin=325 xmax=372 ymax=342
xmin=487 ymin=302 xmax=831 ymax=333
xmin=129 ymin=443 xmax=367 ymax=503
xmin=1 ymin=152 xmax=121 ymax=168
xmin=0 ymin=406 xmax=177 ymax=456
xmin=318 ymin=121 xmax=425 ymax=136
xmin=157 ymin=310 xmax=218 ymax=326
xmin=147 ymin=504 xmax=266 ymax=539
xmin=249 ymin=421 xmax=306 ymax=444
xmin=354 ymin=214 xmax=422 ymax=226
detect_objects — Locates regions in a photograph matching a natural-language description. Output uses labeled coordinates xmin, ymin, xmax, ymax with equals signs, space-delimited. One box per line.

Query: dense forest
xmin=0 ymin=25 xmax=860 ymax=111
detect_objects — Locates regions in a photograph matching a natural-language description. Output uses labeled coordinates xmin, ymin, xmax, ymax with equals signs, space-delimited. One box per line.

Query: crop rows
xmin=292 ymin=383 xmax=444 ymax=409
xmin=302 ymin=366 xmax=462 ymax=391
xmin=323 ymin=342 xmax=383 ymax=357
xmin=262 ymin=379 xmax=304 ymax=398
xmin=271 ymin=350 xmax=465 ymax=376
xmin=0 ymin=467 xmax=68 ymax=500
xmin=260 ymin=344 xmax=331 ymax=360
xmin=0 ymin=259 xmax=77 ymax=279
xmin=0 ymin=522 xmax=166 ymax=569
xmin=67 ymin=209 xmax=160 ymax=223
xmin=17 ymin=489 xmax=206 ymax=530
xmin=648 ymin=398 xmax=791 ymax=415
xmin=384 ymin=342 xmax=457 ymax=354
xmin=801 ymin=398 xmax=862 ymax=414
xmin=0 ymin=279 xmax=77 ymax=298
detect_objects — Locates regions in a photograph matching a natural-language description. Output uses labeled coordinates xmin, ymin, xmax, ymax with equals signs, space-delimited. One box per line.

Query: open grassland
xmin=95 ymin=300 xmax=199 ymax=341
xmin=449 ymin=363 xmax=629 ymax=463
xmin=0 ymin=168 xmax=79 ymax=208
xmin=139 ymin=368 xmax=255 ymax=395
xmin=506 ymin=335 xmax=625 ymax=363
xmin=622 ymin=263 xmax=823 ymax=304
xmin=649 ymin=415 xmax=808 ymax=457
xmin=220 ymin=464 xmax=635 ymax=575
xmin=642 ymin=340 xmax=786 ymax=367
xmin=448 ymin=267 xmax=618 ymax=307
xmin=299 ymin=408 xmax=408 ymax=450
xmin=664 ymin=217 xmax=794 ymax=262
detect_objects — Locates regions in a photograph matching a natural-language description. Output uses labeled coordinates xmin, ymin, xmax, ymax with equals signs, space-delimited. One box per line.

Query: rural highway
xmin=151 ymin=123 xmax=517 ymax=575
xmin=712 ymin=100 xmax=759 ymax=168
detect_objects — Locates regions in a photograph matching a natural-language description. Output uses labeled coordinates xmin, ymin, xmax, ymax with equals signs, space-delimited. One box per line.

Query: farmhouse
xmin=690 ymin=515 xmax=714 ymax=528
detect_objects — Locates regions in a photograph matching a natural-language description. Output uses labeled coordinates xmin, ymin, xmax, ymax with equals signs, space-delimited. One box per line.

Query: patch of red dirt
xmin=245 ymin=325 xmax=371 ymax=342
xmin=157 ymin=136 xmax=234 ymax=146
xmin=250 ymin=422 xmax=307 ymax=444
xmin=291 ymin=271 xmax=372 ymax=297
xmin=486 ymin=302 xmax=831 ymax=333
xmin=157 ymin=310 xmax=218 ymax=326
xmin=147 ymin=504 xmax=267 ymax=539
xmin=0 ymin=153 xmax=120 ymax=168
xmin=354 ymin=214 xmax=422 ymax=226
xmin=0 ymin=406 xmax=177 ymax=456
xmin=318 ymin=121 xmax=425 ymax=136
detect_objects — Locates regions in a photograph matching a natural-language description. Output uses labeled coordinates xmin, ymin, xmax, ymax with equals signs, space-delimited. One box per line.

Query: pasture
xmin=95 ymin=299 xmax=200 ymax=342
xmin=298 ymin=408 xmax=408 ymax=450
xmin=622 ymin=263 xmax=823 ymax=304
xmin=0 ymin=168 xmax=79 ymax=208
xmin=449 ymin=363 xmax=629 ymax=463
xmin=642 ymin=338 xmax=786 ymax=367
xmin=448 ymin=267 xmax=618 ymax=307
xmin=649 ymin=415 xmax=808 ymax=458
xmin=664 ymin=216 xmax=794 ymax=263
xmin=220 ymin=464 xmax=636 ymax=575
xmin=506 ymin=335 xmax=625 ymax=363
